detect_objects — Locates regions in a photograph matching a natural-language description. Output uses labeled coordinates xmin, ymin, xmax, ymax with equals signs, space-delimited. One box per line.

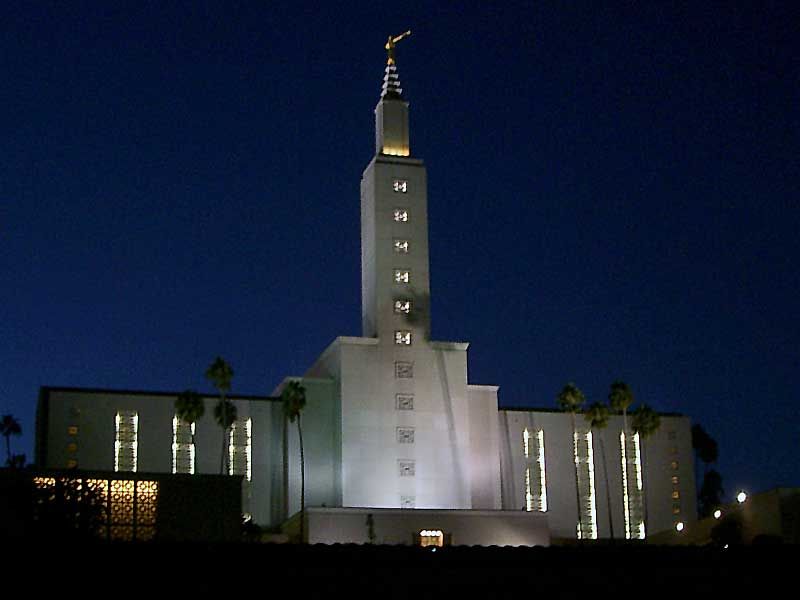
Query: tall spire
xmin=381 ymin=62 xmax=403 ymax=99
xmin=375 ymin=31 xmax=412 ymax=157
xmin=381 ymin=30 xmax=410 ymax=99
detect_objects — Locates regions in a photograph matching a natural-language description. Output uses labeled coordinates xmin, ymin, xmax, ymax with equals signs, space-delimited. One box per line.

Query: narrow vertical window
xmin=172 ymin=416 xmax=195 ymax=474
xmin=114 ymin=411 xmax=138 ymax=472
xmin=523 ymin=428 xmax=548 ymax=513
xmin=229 ymin=417 xmax=252 ymax=482
xmin=535 ymin=429 xmax=547 ymax=512
xmin=574 ymin=429 xmax=597 ymax=539
xmin=621 ymin=431 xmax=646 ymax=539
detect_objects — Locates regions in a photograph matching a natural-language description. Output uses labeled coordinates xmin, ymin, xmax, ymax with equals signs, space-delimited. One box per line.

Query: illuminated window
xmin=66 ymin=443 xmax=78 ymax=453
xmin=398 ymin=460 xmax=415 ymax=477
xmin=395 ymin=330 xmax=412 ymax=345
xmin=394 ymin=269 xmax=410 ymax=283
xmin=229 ymin=417 xmax=252 ymax=482
xmin=574 ymin=430 xmax=598 ymax=539
xmin=672 ymin=504 xmax=681 ymax=515
xmin=672 ymin=476 xmax=679 ymax=485
xmin=66 ymin=459 xmax=78 ymax=469
xmin=621 ymin=431 xmax=645 ymax=540
xmin=393 ymin=180 xmax=408 ymax=193
xmin=172 ymin=416 xmax=195 ymax=474
xmin=67 ymin=426 xmax=78 ymax=435
xmin=394 ymin=239 xmax=409 ymax=253
xmin=394 ymin=209 xmax=409 ymax=222
xmin=671 ymin=461 xmax=679 ymax=470
xmin=523 ymin=428 xmax=547 ymax=512
xmin=395 ymin=362 xmax=413 ymax=378
xmin=114 ymin=411 xmax=138 ymax=473
xmin=672 ymin=490 xmax=680 ymax=499
xmin=396 ymin=394 xmax=414 ymax=410
xmin=397 ymin=427 xmax=415 ymax=443
xmin=394 ymin=299 xmax=411 ymax=314
xmin=419 ymin=529 xmax=444 ymax=548
xmin=400 ymin=496 xmax=415 ymax=509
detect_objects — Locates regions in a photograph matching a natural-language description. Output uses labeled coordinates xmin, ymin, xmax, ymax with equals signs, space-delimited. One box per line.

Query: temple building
xmin=34 ymin=36 xmax=695 ymax=545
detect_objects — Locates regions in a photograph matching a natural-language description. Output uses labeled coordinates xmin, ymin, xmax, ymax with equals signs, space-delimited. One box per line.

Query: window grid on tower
xmin=394 ymin=300 xmax=411 ymax=314
xmin=394 ymin=239 xmax=409 ymax=253
xmin=394 ymin=269 xmax=410 ymax=284
xmin=393 ymin=208 xmax=409 ymax=222
xmin=395 ymin=330 xmax=412 ymax=345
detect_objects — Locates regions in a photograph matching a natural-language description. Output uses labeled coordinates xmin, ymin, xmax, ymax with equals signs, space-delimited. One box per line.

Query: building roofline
xmin=498 ymin=405 xmax=686 ymax=417
xmin=39 ymin=385 xmax=279 ymax=402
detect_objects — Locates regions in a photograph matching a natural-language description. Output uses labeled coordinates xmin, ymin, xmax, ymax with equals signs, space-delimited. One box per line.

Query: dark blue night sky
xmin=2 ymin=3 xmax=797 ymax=498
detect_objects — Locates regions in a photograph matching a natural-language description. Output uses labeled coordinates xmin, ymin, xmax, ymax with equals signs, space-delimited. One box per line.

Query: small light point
xmin=737 ymin=491 xmax=747 ymax=503
xmin=713 ymin=509 xmax=722 ymax=519
xmin=675 ymin=521 xmax=684 ymax=532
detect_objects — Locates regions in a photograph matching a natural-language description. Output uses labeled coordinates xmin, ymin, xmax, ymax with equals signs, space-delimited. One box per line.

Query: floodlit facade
xmin=34 ymin=45 xmax=695 ymax=544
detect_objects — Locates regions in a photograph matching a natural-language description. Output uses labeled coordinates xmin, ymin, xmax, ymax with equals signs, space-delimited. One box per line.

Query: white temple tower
xmin=303 ymin=38 xmax=502 ymax=511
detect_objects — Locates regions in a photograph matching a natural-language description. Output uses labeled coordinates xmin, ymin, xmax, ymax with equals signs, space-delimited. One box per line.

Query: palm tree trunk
xmin=298 ymin=416 xmax=305 ymax=544
xmin=599 ymin=431 xmax=614 ymax=540
xmin=571 ymin=412 xmax=583 ymax=539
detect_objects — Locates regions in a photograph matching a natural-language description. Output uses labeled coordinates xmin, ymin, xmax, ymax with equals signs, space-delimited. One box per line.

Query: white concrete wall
xmin=467 ymin=385 xmax=502 ymax=509
xmin=38 ymin=388 xmax=282 ymax=526
xmin=278 ymin=377 xmax=340 ymax=517
xmin=499 ymin=409 xmax=696 ymax=539
xmin=360 ymin=155 xmax=430 ymax=340
xmin=306 ymin=507 xmax=550 ymax=547
xmin=335 ymin=338 xmax=476 ymax=510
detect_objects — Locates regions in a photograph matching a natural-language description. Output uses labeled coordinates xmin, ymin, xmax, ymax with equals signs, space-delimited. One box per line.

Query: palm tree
xmin=584 ymin=402 xmax=614 ymax=540
xmin=282 ymin=380 xmax=307 ymax=543
xmin=1 ymin=414 xmax=22 ymax=466
xmin=557 ymin=382 xmax=586 ymax=539
xmin=632 ymin=403 xmax=661 ymax=535
xmin=175 ymin=389 xmax=205 ymax=468
xmin=608 ymin=381 xmax=634 ymax=432
xmin=691 ymin=424 xmax=718 ymax=475
xmin=609 ymin=381 xmax=638 ymax=536
xmin=205 ymin=357 xmax=235 ymax=474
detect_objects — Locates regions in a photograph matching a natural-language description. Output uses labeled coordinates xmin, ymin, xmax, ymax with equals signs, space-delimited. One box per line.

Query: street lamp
xmin=675 ymin=522 xmax=684 ymax=532
xmin=736 ymin=491 xmax=747 ymax=503
xmin=713 ymin=509 xmax=722 ymax=519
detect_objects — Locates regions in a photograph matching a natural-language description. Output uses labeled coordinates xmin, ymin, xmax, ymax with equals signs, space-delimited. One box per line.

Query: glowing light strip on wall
xmin=228 ymin=417 xmax=252 ymax=482
xmin=574 ymin=429 xmax=597 ymax=539
xmin=536 ymin=429 xmax=547 ymax=512
xmin=245 ymin=417 xmax=252 ymax=482
xmin=525 ymin=467 xmax=533 ymax=512
xmin=633 ymin=432 xmax=645 ymax=538
xmin=523 ymin=428 xmax=530 ymax=458
xmin=172 ymin=416 xmax=195 ymax=474
xmin=586 ymin=430 xmax=598 ymax=538
xmin=114 ymin=411 xmax=138 ymax=473
xmin=620 ymin=431 xmax=631 ymax=539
